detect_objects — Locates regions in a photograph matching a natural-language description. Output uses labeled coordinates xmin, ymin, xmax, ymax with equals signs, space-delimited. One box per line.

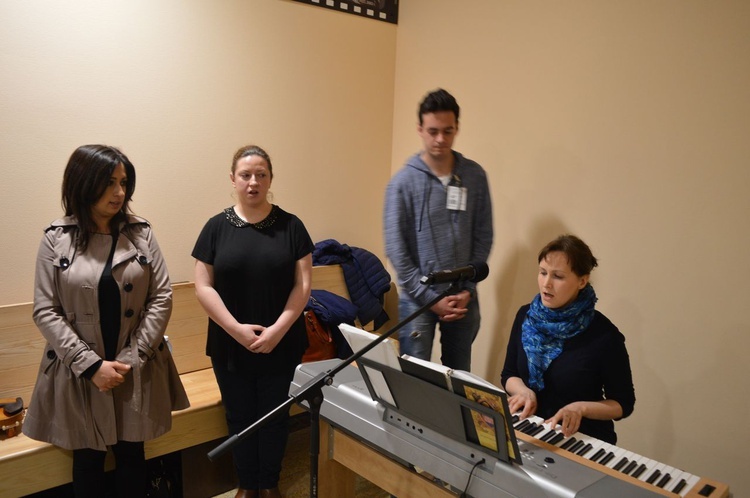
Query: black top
xmin=192 ymin=206 xmax=314 ymax=374
xmin=83 ymin=233 xmax=121 ymax=379
xmin=501 ymin=304 xmax=636 ymax=444
xmin=98 ymin=232 xmax=121 ymax=361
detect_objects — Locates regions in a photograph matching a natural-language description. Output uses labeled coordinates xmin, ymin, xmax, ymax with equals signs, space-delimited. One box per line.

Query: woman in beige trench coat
xmin=23 ymin=145 xmax=189 ymax=497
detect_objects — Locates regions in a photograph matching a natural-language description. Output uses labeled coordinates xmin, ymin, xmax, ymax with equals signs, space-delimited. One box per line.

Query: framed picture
xmin=291 ymin=0 xmax=399 ymax=24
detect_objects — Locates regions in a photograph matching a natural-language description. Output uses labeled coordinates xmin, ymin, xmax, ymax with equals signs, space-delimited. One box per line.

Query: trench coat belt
xmin=129 ymin=337 xmax=143 ymax=412
xmin=62 ymin=343 xmax=90 ymax=368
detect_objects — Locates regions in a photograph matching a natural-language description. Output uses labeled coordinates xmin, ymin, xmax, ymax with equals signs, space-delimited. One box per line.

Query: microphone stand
xmin=207 ymin=281 xmax=462 ymax=498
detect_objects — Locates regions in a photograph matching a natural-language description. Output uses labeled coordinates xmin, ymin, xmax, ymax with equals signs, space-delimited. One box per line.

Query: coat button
xmin=59 ymin=257 xmax=70 ymax=268
xmin=46 ymin=349 xmax=57 ymax=360
xmin=123 ymin=283 xmax=133 ymax=292
xmin=138 ymin=256 xmax=148 ymax=265
xmin=124 ymin=309 xmax=134 ymax=318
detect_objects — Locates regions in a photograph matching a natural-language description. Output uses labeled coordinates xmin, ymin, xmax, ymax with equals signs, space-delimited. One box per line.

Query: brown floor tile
xmin=214 ymin=414 xmax=390 ymax=498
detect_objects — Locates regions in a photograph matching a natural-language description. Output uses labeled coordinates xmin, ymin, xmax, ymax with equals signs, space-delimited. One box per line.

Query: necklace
xmin=224 ymin=205 xmax=278 ymax=229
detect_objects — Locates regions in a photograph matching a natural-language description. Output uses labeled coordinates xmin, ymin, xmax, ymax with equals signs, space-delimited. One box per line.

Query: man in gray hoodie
xmin=384 ymin=88 xmax=493 ymax=371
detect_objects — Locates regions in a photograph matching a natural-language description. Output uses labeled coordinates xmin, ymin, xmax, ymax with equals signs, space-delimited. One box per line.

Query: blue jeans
xmin=397 ymin=295 xmax=480 ymax=371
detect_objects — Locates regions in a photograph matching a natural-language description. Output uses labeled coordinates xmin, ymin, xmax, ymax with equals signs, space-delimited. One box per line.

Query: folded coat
xmin=312 ymin=239 xmax=391 ymax=329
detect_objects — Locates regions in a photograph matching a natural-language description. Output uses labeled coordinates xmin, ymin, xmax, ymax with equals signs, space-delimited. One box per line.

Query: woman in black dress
xmin=193 ymin=145 xmax=313 ymax=498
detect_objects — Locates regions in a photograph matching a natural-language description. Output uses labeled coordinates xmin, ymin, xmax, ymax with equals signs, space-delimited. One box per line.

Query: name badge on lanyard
xmin=446 ymin=173 xmax=467 ymax=211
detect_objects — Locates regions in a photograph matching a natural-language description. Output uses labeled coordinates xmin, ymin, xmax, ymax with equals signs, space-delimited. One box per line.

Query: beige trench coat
xmin=23 ymin=215 xmax=189 ymax=451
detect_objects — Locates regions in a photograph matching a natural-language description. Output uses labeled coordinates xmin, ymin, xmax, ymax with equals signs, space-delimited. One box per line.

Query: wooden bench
xmin=0 ymin=265 xmax=397 ymax=498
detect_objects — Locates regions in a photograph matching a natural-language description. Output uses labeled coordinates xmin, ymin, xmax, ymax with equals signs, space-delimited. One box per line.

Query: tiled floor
xmin=213 ymin=415 xmax=390 ymax=498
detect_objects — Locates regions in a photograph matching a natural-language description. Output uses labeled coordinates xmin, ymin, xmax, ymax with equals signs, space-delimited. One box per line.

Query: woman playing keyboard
xmin=501 ymin=234 xmax=635 ymax=444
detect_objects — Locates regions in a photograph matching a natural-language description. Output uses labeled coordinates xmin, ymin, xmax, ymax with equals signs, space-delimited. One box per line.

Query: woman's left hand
xmin=545 ymin=402 xmax=585 ymax=437
xmin=92 ymin=360 xmax=131 ymax=392
xmin=247 ymin=325 xmax=282 ymax=354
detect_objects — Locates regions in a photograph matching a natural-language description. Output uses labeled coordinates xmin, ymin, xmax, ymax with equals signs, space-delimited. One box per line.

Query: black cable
xmin=459 ymin=458 xmax=486 ymax=497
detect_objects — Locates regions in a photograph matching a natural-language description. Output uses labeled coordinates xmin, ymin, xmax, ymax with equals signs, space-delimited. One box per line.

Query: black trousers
xmin=72 ymin=440 xmax=146 ymax=498
xmin=212 ymin=359 xmax=294 ymax=490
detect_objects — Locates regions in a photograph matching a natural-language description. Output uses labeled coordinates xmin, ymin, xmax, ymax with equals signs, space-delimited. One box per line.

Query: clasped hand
xmin=236 ymin=323 xmax=281 ymax=354
xmin=431 ymin=290 xmax=471 ymax=322
xmin=92 ymin=360 xmax=131 ymax=392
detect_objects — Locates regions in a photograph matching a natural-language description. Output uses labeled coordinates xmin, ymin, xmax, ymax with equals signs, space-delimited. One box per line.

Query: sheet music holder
xmin=336 ymin=323 xmax=401 ymax=370
xmin=449 ymin=371 xmax=521 ymax=463
xmin=337 ymin=323 xmax=401 ymax=406
xmin=339 ymin=325 xmax=521 ymax=465
xmin=398 ymin=353 xmax=453 ymax=389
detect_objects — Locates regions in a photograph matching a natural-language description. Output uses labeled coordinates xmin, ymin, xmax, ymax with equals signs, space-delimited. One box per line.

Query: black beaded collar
xmin=224 ymin=205 xmax=278 ymax=229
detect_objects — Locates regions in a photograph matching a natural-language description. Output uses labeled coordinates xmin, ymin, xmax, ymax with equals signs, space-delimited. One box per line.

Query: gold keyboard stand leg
xmin=318 ymin=420 xmax=458 ymax=498
xmin=318 ymin=420 xmax=357 ymax=498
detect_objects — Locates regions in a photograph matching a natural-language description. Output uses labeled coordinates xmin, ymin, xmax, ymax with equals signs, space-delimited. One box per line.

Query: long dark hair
xmin=61 ymin=145 xmax=136 ymax=251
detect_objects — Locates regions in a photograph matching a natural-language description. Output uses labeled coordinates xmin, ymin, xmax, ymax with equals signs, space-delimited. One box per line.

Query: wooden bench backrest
xmin=0 ymin=265 xmax=395 ymax=402
xmin=0 ymin=302 xmax=43 ymax=404
xmin=167 ymin=264 xmax=352 ymax=374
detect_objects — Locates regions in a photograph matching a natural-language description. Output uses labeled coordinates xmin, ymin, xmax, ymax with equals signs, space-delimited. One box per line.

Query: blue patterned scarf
xmin=521 ymin=284 xmax=598 ymax=390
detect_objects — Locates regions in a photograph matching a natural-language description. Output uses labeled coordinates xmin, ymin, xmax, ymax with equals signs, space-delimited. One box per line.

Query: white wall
xmin=0 ymin=0 xmax=396 ymax=304
xmin=3 ymin=0 xmax=748 ymax=495
xmin=392 ymin=0 xmax=749 ymax=494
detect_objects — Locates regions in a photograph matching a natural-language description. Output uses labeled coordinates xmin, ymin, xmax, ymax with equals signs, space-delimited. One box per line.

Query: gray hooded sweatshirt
xmin=384 ymin=151 xmax=493 ymax=306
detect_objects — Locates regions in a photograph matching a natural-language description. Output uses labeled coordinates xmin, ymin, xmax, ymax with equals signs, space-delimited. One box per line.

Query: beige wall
xmin=0 ymin=0 xmax=395 ymax=304
xmin=3 ymin=0 xmax=749 ymax=495
xmin=392 ymin=0 xmax=749 ymax=494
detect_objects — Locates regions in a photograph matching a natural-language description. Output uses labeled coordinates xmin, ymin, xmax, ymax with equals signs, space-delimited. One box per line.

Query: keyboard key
xmin=589 ymin=448 xmax=607 ymax=463
xmin=612 ymin=456 xmax=629 ymax=471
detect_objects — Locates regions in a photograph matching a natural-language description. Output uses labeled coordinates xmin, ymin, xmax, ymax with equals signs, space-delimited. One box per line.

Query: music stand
xmin=356 ymin=357 xmax=520 ymax=465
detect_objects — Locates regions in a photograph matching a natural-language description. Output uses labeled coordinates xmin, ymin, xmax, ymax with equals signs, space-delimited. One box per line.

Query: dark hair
xmin=418 ymin=88 xmax=460 ymax=125
xmin=62 ymin=145 xmax=136 ymax=251
xmin=538 ymin=234 xmax=598 ymax=277
xmin=232 ymin=145 xmax=273 ymax=179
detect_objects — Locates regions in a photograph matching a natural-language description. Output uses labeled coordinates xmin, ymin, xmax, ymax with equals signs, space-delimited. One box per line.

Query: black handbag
xmin=145 ymin=458 xmax=176 ymax=498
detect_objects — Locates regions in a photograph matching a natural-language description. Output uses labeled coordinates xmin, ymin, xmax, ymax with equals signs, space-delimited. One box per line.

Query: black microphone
xmin=419 ymin=262 xmax=489 ymax=285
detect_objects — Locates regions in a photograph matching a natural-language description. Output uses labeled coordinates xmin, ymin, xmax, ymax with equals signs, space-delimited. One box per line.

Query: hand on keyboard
xmin=544 ymin=402 xmax=584 ymax=438
xmin=507 ymin=389 xmax=537 ymax=419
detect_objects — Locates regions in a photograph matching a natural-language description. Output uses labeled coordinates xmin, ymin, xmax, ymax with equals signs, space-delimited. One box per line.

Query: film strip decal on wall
xmin=291 ymin=0 xmax=398 ymax=24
